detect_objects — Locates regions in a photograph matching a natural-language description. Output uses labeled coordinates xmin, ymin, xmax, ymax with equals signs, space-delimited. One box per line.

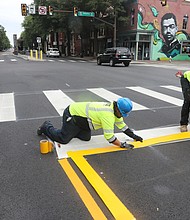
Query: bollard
xmin=30 ymin=50 xmax=33 ymax=59
xmin=40 ymin=50 xmax=43 ymax=60
xmin=35 ymin=50 xmax=38 ymax=59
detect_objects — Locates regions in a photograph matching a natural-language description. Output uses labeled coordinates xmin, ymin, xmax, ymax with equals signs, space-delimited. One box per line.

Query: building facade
xmin=118 ymin=0 xmax=190 ymax=60
xmin=43 ymin=0 xmax=190 ymax=60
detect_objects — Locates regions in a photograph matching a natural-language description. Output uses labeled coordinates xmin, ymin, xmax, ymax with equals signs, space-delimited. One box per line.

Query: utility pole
xmin=93 ymin=14 xmax=117 ymax=47
xmin=113 ymin=11 xmax=117 ymax=47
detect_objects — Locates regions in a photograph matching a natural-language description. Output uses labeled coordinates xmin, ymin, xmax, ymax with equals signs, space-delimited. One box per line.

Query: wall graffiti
xmin=137 ymin=4 xmax=190 ymax=60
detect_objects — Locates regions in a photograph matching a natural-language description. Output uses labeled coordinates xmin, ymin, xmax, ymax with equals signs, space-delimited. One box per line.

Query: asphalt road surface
xmin=0 ymin=51 xmax=190 ymax=220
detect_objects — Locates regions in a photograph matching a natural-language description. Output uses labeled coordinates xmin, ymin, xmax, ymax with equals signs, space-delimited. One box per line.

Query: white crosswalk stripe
xmin=43 ymin=90 xmax=74 ymax=115
xmin=127 ymin=86 xmax=183 ymax=106
xmin=0 ymin=59 xmax=18 ymax=62
xmin=0 ymin=85 xmax=184 ymax=122
xmin=0 ymin=93 xmax=16 ymax=122
xmin=161 ymin=85 xmax=182 ymax=92
xmin=88 ymin=87 xmax=147 ymax=111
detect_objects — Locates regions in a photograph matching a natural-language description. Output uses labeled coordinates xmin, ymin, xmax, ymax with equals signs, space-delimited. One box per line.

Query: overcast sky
xmin=0 ymin=0 xmax=34 ymax=45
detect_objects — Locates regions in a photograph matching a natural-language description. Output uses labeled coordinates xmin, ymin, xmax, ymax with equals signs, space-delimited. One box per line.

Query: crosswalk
xmin=0 ymin=85 xmax=183 ymax=122
xmin=0 ymin=58 xmax=189 ymax=71
xmin=0 ymin=58 xmax=95 ymax=63
xmin=0 ymin=59 xmax=18 ymax=62
xmin=44 ymin=59 xmax=95 ymax=63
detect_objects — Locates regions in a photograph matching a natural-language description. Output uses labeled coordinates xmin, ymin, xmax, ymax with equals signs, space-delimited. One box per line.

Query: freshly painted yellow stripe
xmin=132 ymin=132 xmax=190 ymax=149
xmin=67 ymin=132 xmax=190 ymax=220
xmin=58 ymin=159 xmax=107 ymax=220
xmin=69 ymin=146 xmax=125 ymax=156
xmin=69 ymin=132 xmax=190 ymax=157
xmin=68 ymin=152 xmax=136 ymax=220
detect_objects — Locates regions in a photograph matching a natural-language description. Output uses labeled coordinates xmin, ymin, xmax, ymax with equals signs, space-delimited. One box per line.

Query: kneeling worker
xmin=37 ymin=98 xmax=143 ymax=148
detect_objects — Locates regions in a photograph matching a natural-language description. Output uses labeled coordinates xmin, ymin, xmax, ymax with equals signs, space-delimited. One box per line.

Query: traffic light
xmin=161 ymin=0 xmax=167 ymax=6
xmin=74 ymin=7 xmax=78 ymax=17
xmin=21 ymin=4 xmax=27 ymax=16
xmin=48 ymin=6 xmax=53 ymax=15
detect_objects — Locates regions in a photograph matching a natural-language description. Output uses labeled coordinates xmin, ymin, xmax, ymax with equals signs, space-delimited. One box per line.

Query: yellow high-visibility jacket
xmin=69 ymin=102 xmax=128 ymax=143
xmin=184 ymin=71 xmax=190 ymax=82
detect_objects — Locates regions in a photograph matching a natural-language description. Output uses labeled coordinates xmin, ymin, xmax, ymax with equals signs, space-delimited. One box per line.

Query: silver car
xmin=46 ymin=48 xmax=60 ymax=58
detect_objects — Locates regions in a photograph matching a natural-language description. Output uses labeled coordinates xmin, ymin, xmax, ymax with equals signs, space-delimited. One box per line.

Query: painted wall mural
xmin=137 ymin=3 xmax=190 ymax=60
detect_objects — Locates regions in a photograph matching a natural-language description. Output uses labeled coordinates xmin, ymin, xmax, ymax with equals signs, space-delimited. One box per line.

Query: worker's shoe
xmin=180 ymin=125 xmax=188 ymax=132
xmin=37 ymin=121 xmax=50 ymax=135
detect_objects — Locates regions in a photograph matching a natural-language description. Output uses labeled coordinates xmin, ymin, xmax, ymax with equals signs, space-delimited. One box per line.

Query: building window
xmin=183 ymin=15 xmax=188 ymax=29
xmin=90 ymin=30 xmax=94 ymax=39
xmin=181 ymin=41 xmax=190 ymax=54
xmin=98 ymin=27 xmax=105 ymax=38
xmin=131 ymin=8 xmax=135 ymax=26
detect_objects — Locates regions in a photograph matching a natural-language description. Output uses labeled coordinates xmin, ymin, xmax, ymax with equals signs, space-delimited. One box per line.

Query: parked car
xmin=97 ymin=47 xmax=132 ymax=67
xmin=46 ymin=48 xmax=60 ymax=58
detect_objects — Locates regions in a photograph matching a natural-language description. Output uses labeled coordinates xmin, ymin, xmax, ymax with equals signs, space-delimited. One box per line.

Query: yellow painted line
xmin=68 ymin=152 xmax=136 ymax=220
xmin=132 ymin=132 xmax=190 ymax=149
xmin=68 ymin=146 xmax=125 ymax=156
xmin=66 ymin=131 xmax=190 ymax=220
xmin=59 ymin=159 xmax=107 ymax=220
xmin=69 ymin=132 xmax=190 ymax=157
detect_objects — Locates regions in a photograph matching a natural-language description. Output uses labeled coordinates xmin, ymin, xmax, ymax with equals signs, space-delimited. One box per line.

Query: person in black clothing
xmin=176 ymin=71 xmax=190 ymax=132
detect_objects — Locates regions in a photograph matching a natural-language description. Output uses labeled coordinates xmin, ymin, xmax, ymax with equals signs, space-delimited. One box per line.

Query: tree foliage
xmin=21 ymin=0 xmax=129 ymax=50
xmin=0 ymin=25 xmax=11 ymax=50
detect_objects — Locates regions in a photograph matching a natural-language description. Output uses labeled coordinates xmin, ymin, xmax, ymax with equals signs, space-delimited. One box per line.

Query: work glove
xmin=124 ymin=128 xmax=143 ymax=142
xmin=120 ymin=142 xmax=134 ymax=149
xmin=133 ymin=134 xmax=143 ymax=142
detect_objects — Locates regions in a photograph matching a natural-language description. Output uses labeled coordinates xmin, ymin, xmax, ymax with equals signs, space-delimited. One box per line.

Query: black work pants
xmin=180 ymin=98 xmax=190 ymax=125
xmin=180 ymin=77 xmax=190 ymax=125
xmin=42 ymin=106 xmax=91 ymax=144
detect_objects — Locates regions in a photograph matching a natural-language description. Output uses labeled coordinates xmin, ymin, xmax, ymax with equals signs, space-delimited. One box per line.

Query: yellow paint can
xmin=48 ymin=141 xmax=53 ymax=153
xmin=40 ymin=140 xmax=49 ymax=154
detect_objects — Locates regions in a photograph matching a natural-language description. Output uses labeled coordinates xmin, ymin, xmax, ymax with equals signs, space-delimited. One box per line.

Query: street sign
xmin=77 ymin=11 xmax=95 ymax=17
xmin=29 ymin=5 xmax=36 ymax=15
xmin=36 ymin=37 xmax=41 ymax=43
xmin=38 ymin=6 xmax=47 ymax=15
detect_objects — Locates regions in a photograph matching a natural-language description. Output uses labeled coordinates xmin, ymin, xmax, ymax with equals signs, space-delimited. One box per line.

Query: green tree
xmin=0 ymin=25 xmax=11 ymax=50
xmin=21 ymin=0 xmax=129 ymax=54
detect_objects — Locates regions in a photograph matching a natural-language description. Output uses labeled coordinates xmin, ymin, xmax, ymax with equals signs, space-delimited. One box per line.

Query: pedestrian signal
xmin=161 ymin=0 xmax=167 ymax=6
xmin=74 ymin=7 xmax=78 ymax=17
xmin=21 ymin=4 xmax=27 ymax=16
xmin=48 ymin=6 xmax=53 ymax=15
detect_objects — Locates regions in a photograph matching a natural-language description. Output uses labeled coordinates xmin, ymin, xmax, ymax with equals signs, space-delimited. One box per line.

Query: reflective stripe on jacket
xmin=69 ymin=102 xmax=127 ymax=142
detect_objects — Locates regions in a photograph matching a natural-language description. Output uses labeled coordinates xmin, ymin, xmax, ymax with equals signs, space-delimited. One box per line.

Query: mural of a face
xmin=138 ymin=7 xmax=190 ymax=60
xmin=162 ymin=17 xmax=178 ymax=44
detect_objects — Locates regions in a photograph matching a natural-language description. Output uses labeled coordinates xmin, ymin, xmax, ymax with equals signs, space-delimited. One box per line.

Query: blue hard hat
xmin=117 ymin=98 xmax=133 ymax=117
